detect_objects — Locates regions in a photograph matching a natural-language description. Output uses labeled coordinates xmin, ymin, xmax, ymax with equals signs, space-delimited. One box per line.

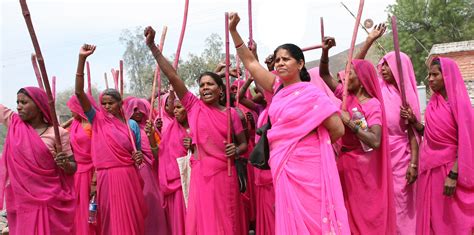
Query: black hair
xmin=17 ymin=88 xmax=31 ymax=97
xmin=430 ymin=58 xmax=442 ymax=72
xmin=273 ymin=43 xmax=311 ymax=82
xmin=102 ymin=88 xmax=122 ymax=102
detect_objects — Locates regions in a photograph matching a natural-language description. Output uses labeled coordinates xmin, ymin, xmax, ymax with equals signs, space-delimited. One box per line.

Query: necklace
xmin=38 ymin=126 xmax=49 ymax=136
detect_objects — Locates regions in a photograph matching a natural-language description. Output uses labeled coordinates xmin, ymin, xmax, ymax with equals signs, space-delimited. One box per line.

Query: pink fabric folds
xmin=416 ymin=57 xmax=474 ymax=234
xmin=0 ymin=87 xmax=75 ymax=234
xmin=267 ymin=81 xmax=349 ymax=235
xmin=337 ymin=60 xmax=396 ymax=235
xmin=89 ymin=93 xmax=146 ymax=235
xmin=159 ymin=118 xmax=188 ymax=235
xmin=377 ymin=52 xmax=420 ymax=234
xmin=308 ymin=67 xmax=342 ymax=107
xmin=181 ymin=91 xmax=246 ymax=235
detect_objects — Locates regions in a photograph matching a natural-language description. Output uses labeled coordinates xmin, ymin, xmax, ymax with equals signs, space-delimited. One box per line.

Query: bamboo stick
xmin=31 ymin=53 xmax=44 ymax=90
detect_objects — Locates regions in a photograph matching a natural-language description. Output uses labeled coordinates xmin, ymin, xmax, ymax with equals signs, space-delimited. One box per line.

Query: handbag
xmin=249 ymin=84 xmax=284 ymax=170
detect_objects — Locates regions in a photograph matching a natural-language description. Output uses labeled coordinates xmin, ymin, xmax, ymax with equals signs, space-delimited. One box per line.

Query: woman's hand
xmin=132 ymin=151 xmax=144 ymax=166
xmin=145 ymin=120 xmax=154 ymax=137
xmin=225 ymin=142 xmax=237 ymax=158
xmin=144 ymin=26 xmax=156 ymax=47
xmin=443 ymin=176 xmax=457 ymax=196
xmin=322 ymin=37 xmax=336 ymax=51
xmin=405 ymin=165 xmax=418 ymax=184
xmin=400 ymin=105 xmax=416 ymax=123
xmin=54 ymin=152 xmax=77 ymax=174
xmin=228 ymin=12 xmax=240 ymax=31
xmin=340 ymin=111 xmax=351 ymax=125
xmin=183 ymin=137 xmax=193 ymax=151
xmin=367 ymin=23 xmax=387 ymax=42
xmin=79 ymin=44 xmax=96 ymax=59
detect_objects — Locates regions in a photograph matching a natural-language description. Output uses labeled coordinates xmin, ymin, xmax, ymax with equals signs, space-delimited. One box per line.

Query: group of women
xmin=0 ymin=11 xmax=473 ymax=235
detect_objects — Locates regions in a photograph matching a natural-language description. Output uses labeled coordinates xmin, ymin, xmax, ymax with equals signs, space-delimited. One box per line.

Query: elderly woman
xmin=0 ymin=87 xmax=76 ymax=234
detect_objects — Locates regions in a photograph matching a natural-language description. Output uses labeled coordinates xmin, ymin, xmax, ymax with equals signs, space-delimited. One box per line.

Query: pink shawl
xmin=422 ymin=57 xmax=474 ymax=187
xmin=268 ymin=80 xmax=349 ymax=234
xmin=308 ymin=67 xmax=342 ymax=107
xmin=125 ymin=97 xmax=155 ymax=166
xmin=0 ymin=87 xmax=75 ymax=232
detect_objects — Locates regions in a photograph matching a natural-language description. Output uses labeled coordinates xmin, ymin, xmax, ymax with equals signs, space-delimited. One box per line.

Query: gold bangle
xmin=236 ymin=42 xmax=245 ymax=49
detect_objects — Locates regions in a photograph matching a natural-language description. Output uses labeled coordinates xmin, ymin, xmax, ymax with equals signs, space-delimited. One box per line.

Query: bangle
xmin=76 ymin=73 xmax=84 ymax=76
xmin=235 ymin=42 xmax=245 ymax=49
xmin=320 ymin=58 xmax=329 ymax=64
xmin=448 ymin=170 xmax=458 ymax=180
xmin=352 ymin=124 xmax=360 ymax=134
xmin=150 ymin=146 xmax=158 ymax=151
xmin=409 ymin=163 xmax=417 ymax=168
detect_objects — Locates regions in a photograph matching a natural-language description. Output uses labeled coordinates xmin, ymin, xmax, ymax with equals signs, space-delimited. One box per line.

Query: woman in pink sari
xmin=67 ymin=94 xmax=98 ymax=234
xmin=126 ymin=97 xmax=169 ymax=235
xmin=402 ymin=57 xmax=474 ymax=234
xmin=229 ymin=13 xmax=350 ymax=234
xmin=75 ymin=44 xmax=146 ymax=235
xmin=145 ymin=26 xmax=248 ymax=234
xmin=320 ymin=37 xmax=396 ymax=234
xmin=158 ymin=97 xmax=190 ymax=235
xmin=0 ymin=87 xmax=76 ymax=234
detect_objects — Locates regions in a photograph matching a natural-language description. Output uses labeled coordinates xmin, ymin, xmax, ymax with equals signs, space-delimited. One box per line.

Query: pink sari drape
xmin=377 ymin=52 xmax=420 ymax=234
xmin=267 ymin=80 xmax=349 ymax=235
xmin=89 ymin=93 xmax=146 ymax=235
xmin=159 ymin=118 xmax=188 ymax=235
xmin=67 ymin=94 xmax=97 ymax=235
xmin=181 ymin=92 xmax=246 ymax=235
xmin=336 ymin=60 xmax=396 ymax=235
xmin=0 ymin=87 xmax=75 ymax=234
xmin=125 ymin=97 xmax=169 ymax=235
xmin=416 ymin=57 xmax=474 ymax=234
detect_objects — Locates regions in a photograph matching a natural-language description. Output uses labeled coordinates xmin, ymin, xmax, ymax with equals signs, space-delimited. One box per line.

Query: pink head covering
xmin=67 ymin=94 xmax=98 ymax=120
xmin=377 ymin=51 xmax=421 ymax=120
xmin=308 ymin=67 xmax=342 ymax=107
xmin=436 ymin=57 xmax=474 ymax=187
xmin=21 ymin=86 xmax=52 ymax=124
xmin=125 ymin=97 xmax=150 ymax=127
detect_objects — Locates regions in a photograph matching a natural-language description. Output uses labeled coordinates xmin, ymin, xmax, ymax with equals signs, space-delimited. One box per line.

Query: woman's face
xmin=347 ymin=67 xmax=362 ymax=92
xmin=16 ymin=93 xmax=42 ymax=123
xmin=274 ymin=49 xmax=303 ymax=81
xmin=101 ymin=95 xmax=121 ymax=116
xmin=428 ymin=64 xmax=445 ymax=92
xmin=131 ymin=108 xmax=144 ymax=123
xmin=173 ymin=101 xmax=187 ymax=124
xmin=381 ymin=61 xmax=395 ymax=83
xmin=199 ymin=75 xmax=222 ymax=105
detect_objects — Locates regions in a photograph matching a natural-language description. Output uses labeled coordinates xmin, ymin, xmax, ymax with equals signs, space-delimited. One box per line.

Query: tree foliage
xmin=386 ymin=0 xmax=474 ymax=84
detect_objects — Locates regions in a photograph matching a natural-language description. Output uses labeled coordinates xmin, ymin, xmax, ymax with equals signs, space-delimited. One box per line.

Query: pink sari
xmin=67 ymin=95 xmax=97 ymax=235
xmin=377 ymin=52 xmax=420 ymax=234
xmin=181 ymin=92 xmax=247 ymax=235
xmin=159 ymin=118 xmax=188 ymax=235
xmin=416 ymin=57 xmax=474 ymax=234
xmin=268 ymin=80 xmax=349 ymax=235
xmin=89 ymin=93 xmax=146 ymax=235
xmin=336 ymin=60 xmax=396 ymax=235
xmin=0 ymin=87 xmax=75 ymax=234
xmin=125 ymin=97 xmax=169 ymax=235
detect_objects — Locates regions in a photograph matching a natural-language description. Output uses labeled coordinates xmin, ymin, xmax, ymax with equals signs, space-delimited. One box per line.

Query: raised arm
xmin=75 ymin=44 xmax=96 ymax=113
xmin=319 ymin=37 xmax=339 ymax=92
xmin=354 ymin=23 xmax=386 ymax=59
xmin=228 ymin=13 xmax=275 ymax=92
xmin=145 ymin=26 xmax=188 ymax=100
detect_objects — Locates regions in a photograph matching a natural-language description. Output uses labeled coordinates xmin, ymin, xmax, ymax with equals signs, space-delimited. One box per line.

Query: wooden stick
xmin=104 ymin=72 xmax=109 ymax=89
xmin=320 ymin=17 xmax=325 ymax=42
xmin=31 ymin=53 xmax=44 ymax=90
xmin=111 ymin=69 xmax=118 ymax=90
xmin=52 ymin=75 xmax=56 ymax=101
xmin=302 ymin=44 xmax=323 ymax=52
xmin=391 ymin=15 xmax=407 ymax=106
xmin=151 ymin=26 xmax=168 ymax=121
xmin=173 ymin=0 xmax=189 ymax=70
xmin=86 ymin=61 xmax=92 ymax=96
xmin=225 ymin=12 xmax=232 ymax=177
xmin=341 ymin=0 xmax=364 ymax=111
xmin=120 ymin=60 xmax=124 ymax=97
xmin=236 ymin=55 xmax=241 ymax=107
xmin=248 ymin=0 xmax=253 ymax=48
xmin=20 ymin=0 xmax=62 ymax=152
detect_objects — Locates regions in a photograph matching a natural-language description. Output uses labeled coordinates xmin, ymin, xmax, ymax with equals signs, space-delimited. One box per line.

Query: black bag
xmin=249 ymin=117 xmax=272 ymax=169
xmin=231 ymin=114 xmax=248 ymax=193
xmin=249 ymin=84 xmax=284 ymax=170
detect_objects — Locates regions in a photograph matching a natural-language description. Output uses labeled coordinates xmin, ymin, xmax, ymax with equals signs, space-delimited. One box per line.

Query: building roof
xmin=429 ymin=40 xmax=474 ymax=55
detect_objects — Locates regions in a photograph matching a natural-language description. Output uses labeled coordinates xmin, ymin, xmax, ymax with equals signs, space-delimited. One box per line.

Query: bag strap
xmin=267 ymin=84 xmax=284 ymax=127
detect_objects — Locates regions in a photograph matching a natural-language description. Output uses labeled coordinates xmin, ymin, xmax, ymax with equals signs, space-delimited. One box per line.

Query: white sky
xmin=1 ymin=0 xmax=394 ymax=108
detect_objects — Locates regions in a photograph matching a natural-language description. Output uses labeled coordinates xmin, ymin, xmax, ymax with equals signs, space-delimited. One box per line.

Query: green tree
xmin=0 ymin=125 xmax=6 ymax=152
xmin=386 ymin=0 xmax=474 ymax=84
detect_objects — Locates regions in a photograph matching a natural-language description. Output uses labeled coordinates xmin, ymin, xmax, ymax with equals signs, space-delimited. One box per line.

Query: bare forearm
xmin=355 ymin=37 xmax=375 ymax=59
xmin=238 ymin=78 xmax=253 ymax=100
xmin=75 ymin=56 xmax=91 ymax=112
xmin=408 ymin=127 xmax=419 ymax=164
xmin=346 ymin=121 xmax=381 ymax=149
xmin=319 ymin=50 xmax=338 ymax=91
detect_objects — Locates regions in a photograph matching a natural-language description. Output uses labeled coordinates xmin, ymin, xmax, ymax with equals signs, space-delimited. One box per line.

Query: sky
xmin=1 ymin=0 xmax=394 ymax=109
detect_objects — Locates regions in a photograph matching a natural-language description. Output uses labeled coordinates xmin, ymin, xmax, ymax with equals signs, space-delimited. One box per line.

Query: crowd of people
xmin=0 ymin=11 xmax=473 ymax=235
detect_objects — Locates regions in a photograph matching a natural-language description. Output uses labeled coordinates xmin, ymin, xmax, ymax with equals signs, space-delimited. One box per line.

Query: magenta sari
xmin=89 ymin=93 xmax=146 ymax=235
xmin=0 ymin=87 xmax=75 ymax=234
xmin=159 ymin=118 xmax=188 ymax=235
xmin=125 ymin=97 xmax=169 ymax=235
xmin=377 ymin=52 xmax=420 ymax=234
xmin=181 ymin=92 xmax=247 ymax=235
xmin=336 ymin=60 xmax=396 ymax=235
xmin=416 ymin=57 xmax=474 ymax=234
xmin=267 ymin=79 xmax=349 ymax=235
xmin=67 ymin=95 xmax=98 ymax=235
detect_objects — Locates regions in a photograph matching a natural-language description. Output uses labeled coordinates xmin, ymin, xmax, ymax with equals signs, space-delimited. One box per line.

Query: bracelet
xmin=235 ymin=42 xmax=245 ymax=49
xmin=448 ymin=170 xmax=458 ymax=180
xmin=409 ymin=163 xmax=417 ymax=168
xmin=150 ymin=146 xmax=158 ymax=151
xmin=76 ymin=73 xmax=84 ymax=76
xmin=352 ymin=124 xmax=360 ymax=134
xmin=320 ymin=58 xmax=329 ymax=64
